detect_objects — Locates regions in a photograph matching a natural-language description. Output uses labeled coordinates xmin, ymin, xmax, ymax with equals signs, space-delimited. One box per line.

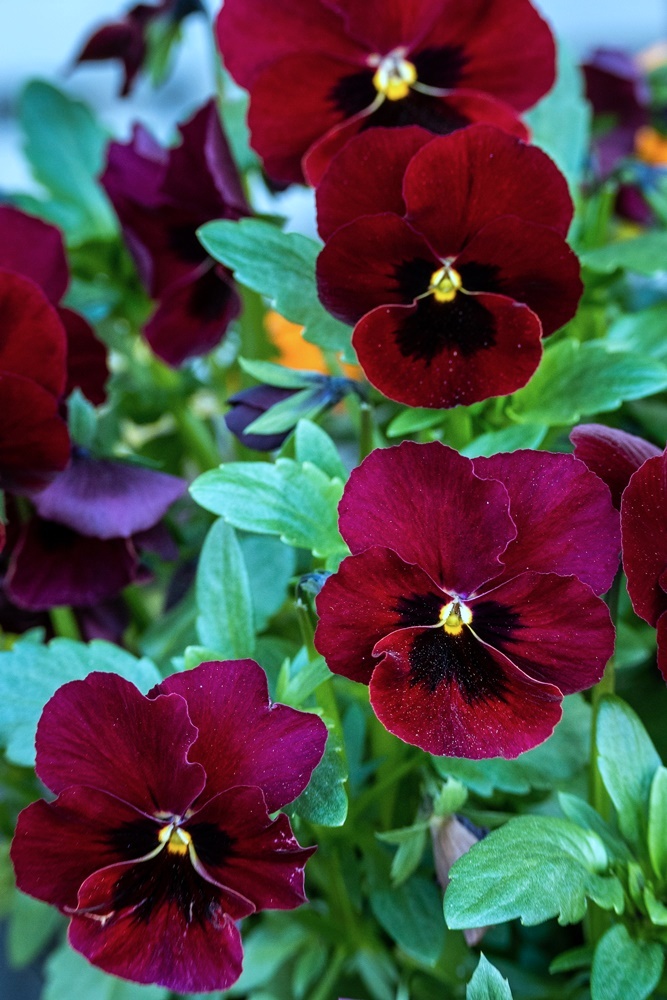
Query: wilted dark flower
xmin=11 ymin=660 xmax=327 ymax=992
xmin=431 ymin=814 xmax=488 ymax=945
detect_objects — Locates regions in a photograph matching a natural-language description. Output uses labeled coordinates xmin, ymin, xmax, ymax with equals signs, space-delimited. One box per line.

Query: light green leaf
xmin=510 ymin=340 xmax=667 ymax=425
xmin=558 ymin=793 xmax=633 ymax=862
xmin=370 ymin=877 xmax=445 ymax=964
xmin=387 ymin=407 xmax=447 ymax=437
xmin=7 ymin=892 xmax=62 ymax=968
xmin=596 ymin=695 xmax=661 ymax=852
xmin=648 ymin=766 xmax=667 ymax=881
xmin=376 ymin=822 xmax=429 ymax=885
xmin=582 ymin=233 xmax=667 ymax=276
xmin=190 ymin=459 xmax=346 ymax=559
xmin=0 ymin=638 xmax=160 ymax=767
xmin=244 ymin=388 xmax=326 ymax=435
xmin=239 ymin=533 xmax=296 ymax=633
xmin=591 ymin=925 xmax=664 ymax=1000
xmin=445 ymin=816 xmax=624 ymax=929
xmin=198 ymin=218 xmax=353 ymax=358
xmin=466 ymin=954 xmax=513 ymax=1000
xmin=461 ymin=423 xmax=547 ymax=458
xmin=226 ymin=918 xmax=310 ymax=996
xmin=196 ymin=519 xmax=255 ymax=658
xmin=294 ymin=731 xmax=348 ymax=826
xmin=606 ymin=305 xmax=667 ymax=361
xmin=44 ymin=943 xmax=168 ymax=1000
xmin=276 ymin=648 xmax=333 ymax=707
xmin=238 ymin=358 xmax=316 ymax=389
xmin=294 ymin=420 xmax=347 ymax=481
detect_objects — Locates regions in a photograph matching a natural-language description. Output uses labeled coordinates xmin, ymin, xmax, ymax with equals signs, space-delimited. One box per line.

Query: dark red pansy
xmin=101 ymin=100 xmax=249 ymax=366
xmin=11 ymin=662 xmax=327 ymax=992
xmin=316 ymin=126 xmax=581 ymax=409
xmin=570 ymin=423 xmax=661 ymax=509
xmin=315 ymin=442 xmax=619 ymax=758
xmin=217 ymin=0 xmax=555 ymax=185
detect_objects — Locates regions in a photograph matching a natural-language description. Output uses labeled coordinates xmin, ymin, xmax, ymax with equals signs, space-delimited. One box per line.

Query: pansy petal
xmin=315 ymin=546 xmax=448 ymax=683
xmin=471 ymin=572 xmax=614 ymax=694
xmin=0 ymin=375 xmax=70 ymax=493
xmin=154 ymin=660 xmax=328 ymax=813
xmin=0 ymin=206 xmax=68 ymax=304
xmin=0 ymin=270 xmax=67 ymax=397
xmin=69 ymin=856 xmax=244 ymax=993
xmin=189 ymin=787 xmax=314 ymax=911
xmin=329 ymin=0 xmax=448 ymax=53
xmin=570 ymin=423 xmax=661 ymax=508
xmin=473 ymin=451 xmax=621 ymax=595
xmin=34 ymin=672 xmax=205 ymax=814
xmin=370 ymin=625 xmax=562 ymax=758
xmin=339 ymin=441 xmax=515 ymax=593
xmin=31 ymin=454 xmax=186 ymax=539
xmin=621 ymin=452 xmax=667 ymax=625
xmin=59 ymin=307 xmax=109 ymax=406
xmin=11 ymin=787 xmax=161 ymax=910
xmin=352 ymin=292 xmax=543 ymax=408
xmin=403 ymin=125 xmax=573 ymax=253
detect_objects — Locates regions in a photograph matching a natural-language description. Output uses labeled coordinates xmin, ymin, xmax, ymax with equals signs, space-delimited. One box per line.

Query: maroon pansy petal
xmin=31 ymin=454 xmax=186 ymax=539
xmin=0 ymin=270 xmax=67 ymax=396
xmin=58 ymin=308 xmax=108 ymax=405
xmin=369 ymin=626 xmax=562 ymax=758
xmin=583 ymin=49 xmax=649 ymax=125
xmin=473 ymin=451 xmax=621 ymax=596
xmin=453 ymin=217 xmax=583 ymax=335
xmin=75 ymin=10 xmax=152 ymax=96
xmin=352 ymin=292 xmax=543 ymax=408
xmin=403 ymin=126 xmax=574 ymax=253
xmin=315 ymin=546 xmax=447 ymax=683
xmin=328 ymin=0 xmax=447 ymax=53
xmin=339 ymin=441 xmax=515 ymax=593
xmin=34 ymin=672 xmax=205 ymax=814
xmin=570 ymin=423 xmax=661 ymax=508
xmin=189 ymin=787 xmax=314 ymax=911
xmin=621 ymin=452 xmax=667 ymax=626
xmin=471 ymin=572 xmax=614 ymax=694
xmin=69 ymin=858 xmax=244 ymax=993
xmin=5 ymin=520 xmax=140 ymax=610
xmin=317 ymin=214 xmax=438 ymax=326
xmin=11 ymin=786 xmax=161 ymax=910
xmin=315 ymin=126 xmax=432 ymax=240
xmin=216 ymin=0 xmax=365 ymax=90
xmin=155 ymin=660 xmax=328 ymax=813
xmin=0 ymin=207 xmax=68 ymax=304
xmin=0 ymin=375 xmax=70 ymax=493
xmin=657 ymin=611 xmax=667 ymax=684
xmin=102 ymin=123 xmax=167 ymax=218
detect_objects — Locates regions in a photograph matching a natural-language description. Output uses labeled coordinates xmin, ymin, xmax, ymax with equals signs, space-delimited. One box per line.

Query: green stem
xmin=308 ymin=945 xmax=346 ymax=1000
xmin=49 ymin=606 xmax=81 ymax=641
xmin=296 ymin=598 xmax=318 ymax=662
xmin=172 ymin=403 xmax=220 ymax=471
xmin=359 ymin=401 xmax=374 ymax=462
xmin=124 ymin=585 xmax=153 ymax=632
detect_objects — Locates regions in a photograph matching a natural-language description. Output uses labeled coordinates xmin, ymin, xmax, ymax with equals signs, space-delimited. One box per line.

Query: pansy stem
xmin=172 ymin=402 xmax=221 ymax=471
xmin=296 ymin=597 xmax=318 ymax=662
xmin=309 ymin=944 xmax=346 ymax=1000
xmin=49 ymin=606 xmax=81 ymax=641
xmin=359 ymin=401 xmax=375 ymax=462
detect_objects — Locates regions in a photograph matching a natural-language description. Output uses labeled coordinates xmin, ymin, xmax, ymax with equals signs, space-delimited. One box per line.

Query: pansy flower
xmin=316 ymin=125 xmax=581 ymax=409
xmin=11 ymin=660 xmax=327 ymax=992
xmin=101 ymin=100 xmax=250 ymax=366
xmin=216 ymin=0 xmax=555 ymax=185
xmin=315 ymin=442 xmax=619 ymax=758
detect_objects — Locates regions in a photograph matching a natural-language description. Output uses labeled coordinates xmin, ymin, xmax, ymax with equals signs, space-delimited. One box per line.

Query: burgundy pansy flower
xmin=217 ymin=0 xmax=555 ymax=185
xmin=316 ymin=125 xmax=581 ymax=409
xmin=11 ymin=660 xmax=327 ymax=992
xmin=315 ymin=442 xmax=619 ymax=758
xmin=4 ymin=452 xmax=186 ymax=610
xmin=570 ymin=423 xmax=661 ymax=508
xmin=101 ymin=100 xmax=250 ymax=366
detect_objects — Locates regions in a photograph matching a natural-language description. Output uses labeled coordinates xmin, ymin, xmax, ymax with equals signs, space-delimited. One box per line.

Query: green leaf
xmin=7 ymin=892 xmax=62 ymax=968
xmin=276 ymin=647 xmax=333 ymax=707
xmin=606 ymin=305 xmax=667 ymax=361
xmin=558 ymin=793 xmax=633 ymax=862
xmin=67 ymin=388 xmax=98 ymax=450
xmin=432 ymin=694 xmax=590 ymax=796
xmin=294 ymin=420 xmax=347 ymax=481
xmin=387 ymin=407 xmax=447 ymax=437
xmin=44 ymin=943 xmax=168 ymax=1000
xmin=198 ymin=218 xmax=353 ymax=358
xmin=591 ymin=925 xmax=664 ymax=1000
xmin=244 ymin=387 xmax=327 ymax=435
xmin=648 ymin=766 xmax=667 ymax=881
xmin=445 ymin=816 xmax=624 ymax=929
xmin=239 ymin=533 xmax=296 ymax=632
xmin=461 ymin=423 xmax=547 ymax=458
xmin=376 ymin=822 xmax=430 ymax=886
xmin=0 ymin=638 xmax=161 ymax=767
xmin=19 ymin=81 xmax=115 ymax=242
xmin=582 ymin=232 xmax=667 ymax=275
xmin=238 ymin=358 xmax=317 ymax=389
xmin=596 ymin=695 xmax=661 ymax=853
xmin=549 ymin=944 xmax=594 ymax=974
xmin=466 ymin=954 xmax=513 ymax=1000
xmin=510 ymin=340 xmax=667 ymax=426
xmin=294 ymin=731 xmax=348 ymax=826
xmin=226 ymin=918 xmax=310 ymax=996
xmin=370 ymin=877 xmax=445 ymax=964
xmin=196 ymin=519 xmax=255 ymax=658
xmin=190 ymin=459 xmax=346 ymax=559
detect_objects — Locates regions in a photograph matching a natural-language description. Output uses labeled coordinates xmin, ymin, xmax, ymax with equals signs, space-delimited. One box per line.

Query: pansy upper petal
xmin=473 ymin=451 xmax=621 ymax=595
xmin=621 ymin=452 xmax=667 ymax=626
xmin=339 ymin=441 xmax=515 ymax=593
xmin=570 ymin=423 xmax=661 ymax=508
xmin=0 ymin=207 xmax=68 ymax=304
xmin=471 ymin=572 xmax=614 ymax=694
xmin=328 ymin=0 xmax=449 ymax=53
xmin=370 ymin=626 xmax=562 ymax=758
xmin=154 ymin=660 xmax=328 ymax=813
xmin=352 ymin=293 xmax=543 ymax=409
xmin=315 ymin=546 xmax=448 ymax=683
xmin=0 ymin=270 xmax=67 ymax=397
xmin=34 ymin=672 xmax=206 ymax=815
xmin=403 ymin=126 xmax=573 ymax=254
xmin=0 ymin=375 xmax=70 ymax=493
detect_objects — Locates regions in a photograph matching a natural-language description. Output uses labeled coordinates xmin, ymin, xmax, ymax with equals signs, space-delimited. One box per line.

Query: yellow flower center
xmin=439 ymin=599 xmax=473 ymax=636
xmin=372 ymin=52 xmax=418 ymax=101
xmin=158 ymin=823 xmax=192 ymax=856
xmin=429 ymin=264 xmax=463 ymax=303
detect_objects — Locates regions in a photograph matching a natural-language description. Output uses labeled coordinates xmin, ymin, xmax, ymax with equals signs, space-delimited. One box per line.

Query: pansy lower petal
xmin=570 ymin=423 xmax=661 ymax=508
xmin=471 ymin=572 xmax=614 ymax=694
xmin=34 ymin=672 xmax=205 ymax=815
xmin=0 ymin=375 xmax=70 ymax=493
xmin=473 ymin=451 xmax=621 ymax=595
xmin=315 ymin=546 xmax=448 ymax=683
xmin=154 ymin=660 xmax=327 ymax=813
xmin=352 ymin=293 xmax=543 ymax=408
xmin=370 ymin=626 xmax=562 ymax=758
xmin=621 ymin=452 xmax=667 ymax=625
xmin=339 ymin=441 xmax=515 ymax=593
